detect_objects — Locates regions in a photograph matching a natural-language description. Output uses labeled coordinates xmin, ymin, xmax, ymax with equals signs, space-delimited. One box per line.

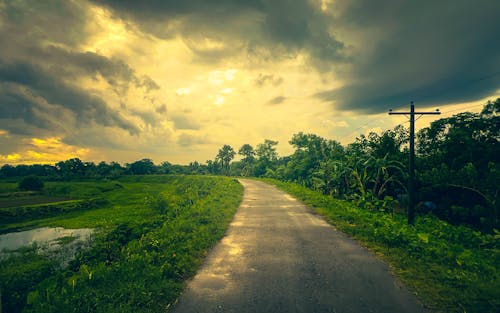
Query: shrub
xmin=18 ymin=176 xmax=44 ymax=191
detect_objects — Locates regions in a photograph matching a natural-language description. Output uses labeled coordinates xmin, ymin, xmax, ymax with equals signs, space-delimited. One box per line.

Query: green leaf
xmin=27 ymin=290 xmax=39 ymax=305
xmin=417 ymin=233 xmax=430 ymax=244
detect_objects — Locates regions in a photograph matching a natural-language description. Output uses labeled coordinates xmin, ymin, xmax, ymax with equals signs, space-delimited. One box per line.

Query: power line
xmin=333 ymin=95 xmax=493 ymax=145
xmin=338 ymin=116 xmax=389 ymax=141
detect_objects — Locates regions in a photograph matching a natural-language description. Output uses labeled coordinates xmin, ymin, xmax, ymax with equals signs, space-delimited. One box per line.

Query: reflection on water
xmin=0 ymin=227 xmax=94 ymax=266
xmin=0 ymin=227 xmax=93 ymax=252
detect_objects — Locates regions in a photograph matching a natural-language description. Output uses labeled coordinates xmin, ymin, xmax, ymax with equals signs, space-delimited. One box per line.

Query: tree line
xmin=1 ymin=99 xmax=498 ymax=231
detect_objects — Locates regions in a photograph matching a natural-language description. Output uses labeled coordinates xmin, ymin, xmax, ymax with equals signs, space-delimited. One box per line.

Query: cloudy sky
xmin=0 ymin=0 xmax=499 ymax=165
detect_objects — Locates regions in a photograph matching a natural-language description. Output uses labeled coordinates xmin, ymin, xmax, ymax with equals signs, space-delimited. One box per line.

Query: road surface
xmin=170 ymin=179 xmax=427 ymax=313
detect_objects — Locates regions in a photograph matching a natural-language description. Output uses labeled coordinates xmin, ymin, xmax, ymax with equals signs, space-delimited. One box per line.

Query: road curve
xmin=170 ymin=179 xmax=427 ymax=313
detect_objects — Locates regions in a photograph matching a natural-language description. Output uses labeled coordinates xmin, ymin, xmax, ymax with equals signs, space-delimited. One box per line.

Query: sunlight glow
xmin=84 ymin=6 xmax=130 ymax=53
xmin=208 ymin=69 xmax=237 ymax=86
xmin=176 ymin=88 xmax=191 ymax=96
xmin=213 ymin=95 xmax=225 ymax=106
xmin=0 ymin=137 xmax=91 ymax=165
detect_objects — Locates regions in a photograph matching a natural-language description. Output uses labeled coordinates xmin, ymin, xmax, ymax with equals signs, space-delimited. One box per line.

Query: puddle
xmin=0 ymin=227 xmax=93 ymax=252
xmin=0 ymin=227 xmax=94 ymax=266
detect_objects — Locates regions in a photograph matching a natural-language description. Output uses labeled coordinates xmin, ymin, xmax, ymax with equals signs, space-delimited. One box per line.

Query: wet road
xmin=170 ymin=179 xmax=427 ymax=313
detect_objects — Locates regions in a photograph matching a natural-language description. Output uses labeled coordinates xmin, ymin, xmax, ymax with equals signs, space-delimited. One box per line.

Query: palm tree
xmin=216 ymin=145 xmax=236 ymax=176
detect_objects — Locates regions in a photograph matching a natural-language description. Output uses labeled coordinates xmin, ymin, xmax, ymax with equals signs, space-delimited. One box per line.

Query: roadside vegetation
xmin=264 ymin=178 xmax=499 ymax=312
xmin=0 ymin=175 xmax=243 ymax=313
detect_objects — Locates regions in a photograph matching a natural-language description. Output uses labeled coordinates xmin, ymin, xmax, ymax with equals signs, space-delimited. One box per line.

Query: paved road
xmin=170 ymin=179 xmax=427 ymax=313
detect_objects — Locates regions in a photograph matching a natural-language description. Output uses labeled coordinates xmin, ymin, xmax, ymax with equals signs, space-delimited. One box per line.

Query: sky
xmin=0 ymin=0 xmax=499 ymax=165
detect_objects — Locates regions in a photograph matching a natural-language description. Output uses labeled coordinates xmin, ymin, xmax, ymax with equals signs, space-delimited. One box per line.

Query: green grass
xmin=0 ymin=182 xmax=19 ymax=194
xmin=263 ymin=178 xmax=500 ymax=313
xmin=0 ymin=175 xmax=243 ymax=313
xmin=0 ymin=246 xmax=54 ymax=312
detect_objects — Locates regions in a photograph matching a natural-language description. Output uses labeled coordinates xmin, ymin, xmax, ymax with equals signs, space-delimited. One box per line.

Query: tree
xmin=127 ymin=159 xmax=156 ymax=175
xmin=0 ymin=164 xmax=16 ymax=177
xmin=206 ymin=160 xmax=219 ymax=174
xmin=288 ymin=133 xmax=344 ymax=186
xmin=256 ymin=139 xmax=278 ymax=162
xmin=238 ymin=144 xmax=255 ymax=176
xmin=19 ymin=176 xmax=44 ymax=191
xmin=56 ymin=158 xmax=85 ymax=179
xmin=216 ymin=145 xmax=235 ymax=175
xmin=238 ymin=144 xmax=255 ymax=162
xmin=254 ymin=139 xmax=278 ymax=176
xmin=415 ymin=99 xmax=499 ymax=230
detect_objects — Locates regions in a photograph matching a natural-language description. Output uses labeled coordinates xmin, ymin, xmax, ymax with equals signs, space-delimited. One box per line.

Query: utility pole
xmin=389 ymin=102 xmax=440 ymax=225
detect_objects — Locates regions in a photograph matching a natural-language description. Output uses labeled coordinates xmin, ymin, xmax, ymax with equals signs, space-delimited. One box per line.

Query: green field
xmin=0 ymin=175 xmax=243 ymax=313
xmin=264 ymin=178 xmax=499 ymax=313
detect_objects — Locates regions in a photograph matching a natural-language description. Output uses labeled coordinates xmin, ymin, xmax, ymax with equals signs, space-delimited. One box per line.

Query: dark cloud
xmin=0 ymin=0 xmax=90 ymax=50
xmin=317 ymin=0 xmax=500 ymax=112
xmin=89 ymin=0 xmax=263 ymax=38
xmin=94 ymin=0 xmax=499 ymax=112
xmin=0 ymin=85 xmax=59 ymax=135
xmin=255 ymin=74 xmax=283 ymax=87
xmin=33 ymin=46 xmax=159 ymax=98
xmin=177 ymin=133 xmax=211 ymax=147
xmin=171 ymin=114 xmax=201 ymax=130
xmin=267 ymin=96 xmax=286 ymax=105
xmin=0 ymin=0 xmax=164 ymax=142
xmin=138 ymin=76 xmax=161 ymax=92
xmin=61 ymin=128 xmax=130 ymax=150
xmin=40 ymin=48 xmax=136 ymax=96
xmin=129 ymin=109 xmax=159 ymax=127
xmin=92 ymin=0 xmax=345 ymax=64
xmin=0 ymin=135 xmax=21 ymax=155
xmin=155 ymin=104 xmax=167 ymax=114
xmin=0 ymin=61 xmax=139 ymax=134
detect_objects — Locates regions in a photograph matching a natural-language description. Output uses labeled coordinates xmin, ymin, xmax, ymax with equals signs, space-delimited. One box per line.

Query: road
xmin=170 ymin=179 xmax=427 ymax=313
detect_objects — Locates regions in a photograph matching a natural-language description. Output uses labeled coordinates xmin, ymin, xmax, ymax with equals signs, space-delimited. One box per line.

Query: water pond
xmin=0 ymin=227 xmax=94 ymax=266
xmin=0 ymin=227 xmax=93 ymax=252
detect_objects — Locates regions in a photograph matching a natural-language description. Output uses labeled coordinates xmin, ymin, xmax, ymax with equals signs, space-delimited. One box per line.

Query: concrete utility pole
xmin=389 ymin=102 xmax=440 ymax=225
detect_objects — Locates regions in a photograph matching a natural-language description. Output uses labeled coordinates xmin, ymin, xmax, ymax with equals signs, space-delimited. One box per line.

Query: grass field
xmin=263 ymin=178 xmax=499 ymax=313
xmin=0 ymin=175 xmax=243 ymax=313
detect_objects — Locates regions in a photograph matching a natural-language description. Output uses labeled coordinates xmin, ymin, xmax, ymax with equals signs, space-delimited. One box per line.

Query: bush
xmin=18 ymin=176 xmax=44 ymax=191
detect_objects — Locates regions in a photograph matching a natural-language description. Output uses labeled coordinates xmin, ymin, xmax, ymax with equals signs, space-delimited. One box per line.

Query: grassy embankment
xmin=0 ymin=175 xmax=243 ymax=313
xmin=263 ymin=178 xmax=499 ymax=313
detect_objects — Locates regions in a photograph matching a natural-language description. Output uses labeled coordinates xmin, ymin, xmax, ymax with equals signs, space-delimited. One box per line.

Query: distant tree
xmin=97 ymin=161 xmax=111 ymax=176
xmin=108 ymin=162 xmax=125 ymax=178
xmin=0 ymin=164 xmax=16 ymax=177
xmin=256 ymin=139 xmax=278 ymax=162
xmin=366 ymin=125 xmax=408 ymax=161
xmin=238 ymin=144 xmax=255 ymax=176
xmin=216 ymin=145 xmax=236 ymax=176
xmin=56 ymin=158 xmax=85 ymax=179
xmin=95 ymin=161 xmax=124 ymax=178
xmin=83 ymin=162 xmax=97 ymax=178
xmin=18 ymin=176 xmax=44 ymax=191
xmin=206 ymin=160 xmax=219 ymax=174
xmin=238 ymin=144 xmax=255 ymax=161
xmin=417 ymin=100 xmax=499 ymax=172
xmin=188 ymin=161 xmax=206 ymax=174
xmin=254 ymin=139 xmax=278 ymax=176
xmin=158 ymin=161 xmax=172 ymax=174
xmin=128 ymin=159 xmax=156 ymax=175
